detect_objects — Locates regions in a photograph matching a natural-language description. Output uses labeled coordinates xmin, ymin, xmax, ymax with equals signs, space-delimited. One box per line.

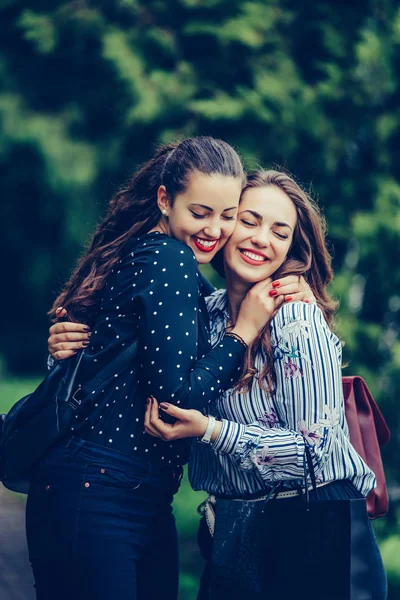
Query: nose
xmin=251 ymin=229 xmax=270 ymax=248
xmin=203 ymin=224 xmax=221 ymax=239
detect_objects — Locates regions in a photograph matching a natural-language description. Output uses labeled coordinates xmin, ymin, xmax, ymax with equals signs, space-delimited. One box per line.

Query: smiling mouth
xmin=192 ymin=236 xmax=219 ymax=253
xmin=239 ymin=249 xmax=269 ymax=265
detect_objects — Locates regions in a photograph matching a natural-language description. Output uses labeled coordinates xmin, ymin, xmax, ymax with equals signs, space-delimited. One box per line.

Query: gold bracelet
xmin=224 ymin=332 xmax=248 ymax=349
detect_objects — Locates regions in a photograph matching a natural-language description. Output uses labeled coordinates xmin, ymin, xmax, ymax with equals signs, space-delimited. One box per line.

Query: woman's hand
xmin=271 ymin=275 xmax=316 ymax=304
xmin=48 ymin=308 xmax=91 ymax=360
xmin=144 ymin=397 xmax=221 ymax=442
xmin=231 ymin=276 xmax=315 ymax=345
xmin=232 ymin=278 xmax=282 ymax=344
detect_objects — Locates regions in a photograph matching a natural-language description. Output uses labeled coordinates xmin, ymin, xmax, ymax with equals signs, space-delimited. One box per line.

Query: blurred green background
xmin=0 ymin=0 xmax=399 ymax=597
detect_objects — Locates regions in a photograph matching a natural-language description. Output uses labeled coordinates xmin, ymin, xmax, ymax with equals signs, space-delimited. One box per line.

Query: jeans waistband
xmin=59 ymin=436 xmax=182 ymax=481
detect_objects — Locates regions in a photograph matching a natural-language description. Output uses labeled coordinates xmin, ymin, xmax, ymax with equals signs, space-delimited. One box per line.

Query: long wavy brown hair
xmin=214 ymin=169 xmax=338 ymax=392
xmin=50 ymin=137 xmax=245 ymax=324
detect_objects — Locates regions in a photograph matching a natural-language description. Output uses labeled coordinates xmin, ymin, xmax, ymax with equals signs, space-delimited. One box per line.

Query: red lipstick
xmin=192 ymin=236 xmax=219 ymax=253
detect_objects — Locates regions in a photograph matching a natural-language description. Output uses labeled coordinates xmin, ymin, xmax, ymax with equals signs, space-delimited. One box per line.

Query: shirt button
xmin=45 ymin=485 xmax=51 ymax=490
xmin=84 ymin=482 xmax=90 ymax=488
xmin=100 ymin=469 xmax=105 ymax=474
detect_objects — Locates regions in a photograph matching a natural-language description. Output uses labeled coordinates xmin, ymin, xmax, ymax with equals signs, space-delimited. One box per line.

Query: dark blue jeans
xmin=26 ymin=437 xmax=182 ymax=600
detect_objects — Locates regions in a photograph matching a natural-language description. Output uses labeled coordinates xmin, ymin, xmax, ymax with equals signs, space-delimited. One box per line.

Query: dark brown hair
xmin=214 ymin=169 xmax=338 ymax=392
xmin=50 ymin=137 xmax=245 ymax=324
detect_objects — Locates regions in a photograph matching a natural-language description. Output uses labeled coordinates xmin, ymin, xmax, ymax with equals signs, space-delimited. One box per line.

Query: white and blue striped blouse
xmin=188 ymin=289 xmax=376 ymax=498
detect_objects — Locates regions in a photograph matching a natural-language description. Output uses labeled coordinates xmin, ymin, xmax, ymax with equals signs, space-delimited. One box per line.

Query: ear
xmin=157 ymin=185 xmax=171 ymax=216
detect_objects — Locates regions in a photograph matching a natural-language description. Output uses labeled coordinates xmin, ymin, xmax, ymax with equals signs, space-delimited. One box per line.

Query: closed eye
xmin=241 ymin=219 xmax=257 ymax=227
xmin=275 ymin=232 xmax=289 ymax=240
xmin=190 ymin=211 xmax=208 ymax=219
xmin=191 ymin=210 xmax=235 ymax=221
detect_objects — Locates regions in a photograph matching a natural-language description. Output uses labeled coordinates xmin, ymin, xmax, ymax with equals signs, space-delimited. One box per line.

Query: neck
xmin=148 ymin=217 xmax=170 ymax=236
xmin=224 ymin=269 xmax=253 ymax=325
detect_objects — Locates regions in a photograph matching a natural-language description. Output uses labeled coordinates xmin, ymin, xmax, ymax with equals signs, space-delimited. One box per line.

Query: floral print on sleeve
xmin=273 ymin=316 xmax=313 ymax=379
xmin=214 ymin=303 xmax=345 ymax=484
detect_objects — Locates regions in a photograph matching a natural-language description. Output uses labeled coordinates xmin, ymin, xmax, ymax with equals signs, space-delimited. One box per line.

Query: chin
xmin=195 ymin=253 xmax=215 ymax=265
xmin=246 ymin=273 xmax=269 ymax=284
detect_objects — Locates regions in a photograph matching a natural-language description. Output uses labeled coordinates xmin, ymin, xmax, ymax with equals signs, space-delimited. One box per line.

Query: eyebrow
xmin=274 ymin=221 xmax=293 ymax=230
xmin=190 ymin=203 xmax=237 ymax=212
xmin=240 ymin=210 xmax=293 ymax=230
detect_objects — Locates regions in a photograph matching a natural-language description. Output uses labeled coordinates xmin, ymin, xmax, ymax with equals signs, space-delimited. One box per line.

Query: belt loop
xmin=68 ymin=437 xmax=86 ymax=461
xmin=261 ymin=484 xmax=281 ymax=513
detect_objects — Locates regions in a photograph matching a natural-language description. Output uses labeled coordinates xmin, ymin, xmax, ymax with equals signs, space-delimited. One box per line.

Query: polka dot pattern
xmin=74 ymin=232 xmax=246 ymax=468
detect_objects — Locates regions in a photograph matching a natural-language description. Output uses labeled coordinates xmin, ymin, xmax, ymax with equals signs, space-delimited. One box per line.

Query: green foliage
xmin=0 ymin=0 xmax=399 ymax=593
xmin=0 ymin=378 xmax=42 ymax=413
xmin=380 ymin=535 xmax=400 ymax=597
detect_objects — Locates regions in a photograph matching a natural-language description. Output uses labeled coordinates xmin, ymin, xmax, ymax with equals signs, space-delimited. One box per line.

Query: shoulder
xmin=126 ymin=233 xmax=195 ymax=260
xmin=273 ymin=301 xmax=323 ymax=328
xmin=123 ymin=233 xmax=197 ymax=271
xmin=272 ymin=302 xmax=341 ymax=351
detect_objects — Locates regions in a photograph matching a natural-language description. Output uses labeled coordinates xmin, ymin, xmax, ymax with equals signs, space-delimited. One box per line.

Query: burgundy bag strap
xmin=343 ymin=376 xmax=390 ymax=447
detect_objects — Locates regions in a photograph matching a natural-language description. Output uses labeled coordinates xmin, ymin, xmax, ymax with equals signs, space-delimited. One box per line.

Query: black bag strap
xmin=303 ymin=445 xmax=319 ymax=510
xmin=55 ymin=313 xmax=139 ymax=408
xmin=80 ymin=339 xmax=139 ymax=398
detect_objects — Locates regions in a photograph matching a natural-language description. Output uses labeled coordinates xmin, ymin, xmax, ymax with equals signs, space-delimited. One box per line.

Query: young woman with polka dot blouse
xmin=31 ymin=137 xmax=310 ymax=600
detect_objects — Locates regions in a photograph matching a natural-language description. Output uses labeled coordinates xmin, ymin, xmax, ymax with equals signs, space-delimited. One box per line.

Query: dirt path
xmin=0 ymin=486 xmax=35 ymax=599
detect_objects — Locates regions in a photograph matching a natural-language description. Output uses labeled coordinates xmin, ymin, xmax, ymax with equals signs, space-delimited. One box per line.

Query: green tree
xmin=1 ymin=1 xmax=399 ymax=593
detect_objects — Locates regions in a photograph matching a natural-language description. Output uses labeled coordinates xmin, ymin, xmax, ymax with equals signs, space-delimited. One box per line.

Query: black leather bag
xmin=0 ymin=340 xmax=138 ymax=494
xmin=210 ymin=449 xmax=374 ymax=600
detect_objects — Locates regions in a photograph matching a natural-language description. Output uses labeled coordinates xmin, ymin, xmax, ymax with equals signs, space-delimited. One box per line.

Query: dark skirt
xmin=197 ymin=480 xmax=387 ymax=600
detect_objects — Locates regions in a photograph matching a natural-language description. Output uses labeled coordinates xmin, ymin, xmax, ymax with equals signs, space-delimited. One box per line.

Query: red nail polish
xmin=160 ymin=403 xmax=169 ymax=410
xmin=304 ymin=299 xmax=310 ymax=304
xmin=272 ymin=281 xmax=280 ymax=288
xmin=285 ymin=295 xmax=293 ymax=302
xmin=269 ymin=290 xmax=278 ymax=297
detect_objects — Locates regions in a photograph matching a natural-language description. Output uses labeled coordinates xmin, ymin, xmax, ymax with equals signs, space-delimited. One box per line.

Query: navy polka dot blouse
xmin=73 ymin=232 xmax=246 ymax=468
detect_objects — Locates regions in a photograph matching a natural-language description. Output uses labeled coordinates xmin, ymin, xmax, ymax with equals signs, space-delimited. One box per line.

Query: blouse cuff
xmin=212 ymin=419 xmax=246 ymax=454
xmin=214 ymin=334 xmax=247 ymax=388
xmin=222 ymin=333 xmax=248 ymax=355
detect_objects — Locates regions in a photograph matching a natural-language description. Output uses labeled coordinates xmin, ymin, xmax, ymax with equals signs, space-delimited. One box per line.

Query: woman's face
xmin=223 ymin=185 xmax=297 ymax=284
xmin=159 ymin=171 xmax=242 ymax=264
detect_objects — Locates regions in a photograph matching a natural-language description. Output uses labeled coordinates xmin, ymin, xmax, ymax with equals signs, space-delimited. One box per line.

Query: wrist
xmin=210 ymin=420 xmax=222 ymax=443
xmin=199 ymin=414 xmax=210 ymax=436
xmin=230 ymin=324 xmax=256 ymax=345
xmin=200 ymin=415 xmax=218 ymax=444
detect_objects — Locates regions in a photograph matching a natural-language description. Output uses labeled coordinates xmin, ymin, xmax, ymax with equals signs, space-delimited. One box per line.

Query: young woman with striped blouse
xmin=143 ymin=170 xmax=387 ymax=600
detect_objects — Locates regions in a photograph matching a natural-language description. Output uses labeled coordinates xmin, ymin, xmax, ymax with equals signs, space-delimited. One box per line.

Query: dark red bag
xmin=342 ymin=376 xmax=390 ymax=519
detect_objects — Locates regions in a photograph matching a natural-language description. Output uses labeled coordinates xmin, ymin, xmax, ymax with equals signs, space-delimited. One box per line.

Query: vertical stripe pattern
xmin=189 ymin=290 xmax=376 ymax=498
